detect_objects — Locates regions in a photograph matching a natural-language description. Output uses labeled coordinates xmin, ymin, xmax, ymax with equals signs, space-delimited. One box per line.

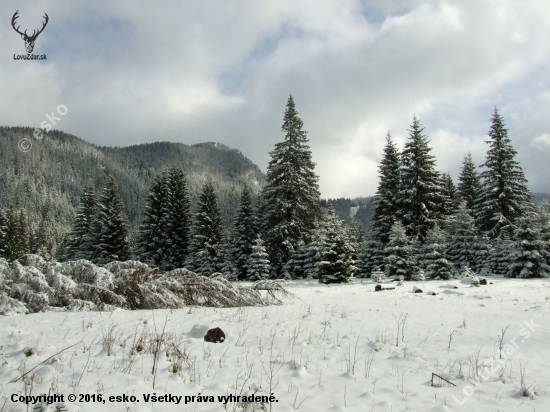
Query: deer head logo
xmin=12 ymin=11 xmax=49 ymax=54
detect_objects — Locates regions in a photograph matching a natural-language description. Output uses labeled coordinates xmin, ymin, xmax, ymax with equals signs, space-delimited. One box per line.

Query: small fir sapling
xmin=371 ymin=266 xmax=385 ymax=283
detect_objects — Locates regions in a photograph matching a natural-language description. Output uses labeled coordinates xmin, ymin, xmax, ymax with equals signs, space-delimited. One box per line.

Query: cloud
xmin=1 ymin=0 xmax=549 ymax=197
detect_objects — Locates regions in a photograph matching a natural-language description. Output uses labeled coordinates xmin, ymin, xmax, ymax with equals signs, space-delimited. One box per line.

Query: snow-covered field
xmin=1 ymin=277 xmax=549 ymax=412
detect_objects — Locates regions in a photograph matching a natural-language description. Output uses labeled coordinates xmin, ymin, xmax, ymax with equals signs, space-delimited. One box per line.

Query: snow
xmin=1 ymin=277 xmax=549 ymax=411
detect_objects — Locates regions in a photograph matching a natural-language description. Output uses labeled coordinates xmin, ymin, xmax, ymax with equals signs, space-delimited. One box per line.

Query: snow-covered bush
xmin=0 ymin=255 xmax=291 ymax=315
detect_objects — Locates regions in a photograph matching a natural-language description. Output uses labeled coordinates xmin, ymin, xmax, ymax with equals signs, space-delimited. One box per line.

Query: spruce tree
xmin=443 ymin=173 xmax=458 ymax=211
xmin=371 ymin=266 xmax=386 ymax=283
xmin=231 ymin=187 xmax=258 ymax=280
xmin=344 ymin=222 xmax=363 ymax=276
xmin=384 ymin=221 xmax=415 ymax=280
xmin=486 ymin=231 xmax=512 ymax=276
xmin=135 ymin=171 xmax=169 ymax=267
xmin=507 ymin=210 xmax=550 ymax=278
xmin=421 ymin=224 xmax=453 ymax=280
xmin=6 ymin=210 xmax=30 ymax=261
xmin=92 ymin=176 xmax=130 ymax=264
xmin=317 ymin=204 xmax=353 ymax=284
xmin=34 ymin=219 xmax=50 ymax=260
xmin=447 ymin=201 xmax=478 ymax=273
xmin=537 ymin=200 xmax=550 ymax=267
xmin=399 ymin=116 xmax=446 ymax=240
xmin=186 ymin=180 xmax=224 ymax=275
xmin=371 ymin=133 xmax=401 ymax=244
xmin=261 ymin=94 xmax=321 ymax=277
xmin=247 ymin=236 xmax=271 ymax=281
xmin=284 ymin=229 xmax=324 ymax=280
xmin=62 ymin=184 xmax=97 ymax=261
xmin=166 ymin=166 xmax=191 ymax=269
xmin=0 ymin=207 xmax=8 ymax=259
xmin=355 ymin=228 xmax=385 ymax=278
xmin=457 ymin=153 xmax=481 ymax=211
xmin=474 ymin=109 xmax=534 ymax=239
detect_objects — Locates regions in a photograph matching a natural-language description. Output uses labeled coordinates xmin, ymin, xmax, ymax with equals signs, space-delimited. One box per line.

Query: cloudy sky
xmin=2 ymin=0 xmax=550 ymax=198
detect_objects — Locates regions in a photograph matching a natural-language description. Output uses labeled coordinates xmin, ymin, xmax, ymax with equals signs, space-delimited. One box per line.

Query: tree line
xmin=1 ymin=98 xmax=549 ymax=282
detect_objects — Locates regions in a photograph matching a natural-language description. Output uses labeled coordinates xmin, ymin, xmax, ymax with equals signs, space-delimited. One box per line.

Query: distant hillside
xmin=319 ymin=197 xmax=374 ymax=228
xmin=0 ymin=127 xmax=266 ymax=253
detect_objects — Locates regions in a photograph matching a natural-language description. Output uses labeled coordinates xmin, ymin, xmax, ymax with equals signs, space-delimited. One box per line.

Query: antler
xmin=29 ymin=13 xmax=49 ymax=40
xmin=11 ymin=11 xmax=49 ymax=40
xmin=11 ymin=10 xmax=26 ymax=37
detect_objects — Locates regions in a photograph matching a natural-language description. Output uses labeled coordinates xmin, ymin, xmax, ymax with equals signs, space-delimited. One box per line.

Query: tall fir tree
xmin=247 ymin=236 xmax=271 ymax=281
xmin=384 ymin=221 xmax=415 ymax=280
xmin=371 ymin=133 xmax=401 ymax=244
xmin=230 ymin=187 xmax=258 ymax=280
xmin=457 ymin=153 xmax=481 ymax=211
xmin=0 ymin=206 xmax=8 ymax=259
xmin=135 ymin=171 xmax=169 ymax=267
xmin=399 ymin=116 xmax=446 ymax=240
xmin=260 ymin=94 xmax=321 ymax=277
xmin=186 ymin=180 xmax=224 ymax=275
xmin=92 ymin=176 xmax=130 ymax=264
xmin=61 ymin=184 xmax=97 ymax=261
xmin=474 ymin=109 xmax=534 ymax=239
xmin=317 ymin=204 xmax=353 ymax=284
xmin=507 ymin=209 xmax=550 ymax=278
xmin=165 ymin=166 xmax=191 ymax=270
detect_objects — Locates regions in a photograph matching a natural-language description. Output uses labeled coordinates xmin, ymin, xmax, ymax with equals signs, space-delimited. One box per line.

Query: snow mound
xmin=0 ymin=255 xmax=290 ymax=315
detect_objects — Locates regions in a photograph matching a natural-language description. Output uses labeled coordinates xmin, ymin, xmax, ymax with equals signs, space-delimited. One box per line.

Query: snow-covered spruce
xmin=90 ymin=176 xmax=131 ymax=265
xmin=384 ymin=221 xmax=416 ymax=280
xmin=260 ymin=94 xmax=322 ymax=277
xmin=0 ymin=255 xmax=291 ymax=315
xmin=399 ymin=116 xmax=447 ymax=241
xmin=355 ymin=228 xmax=385 ymax=278
xmin=371 ymin=266 xmax=385 ymax=283
xmin=317 ymin=204 xmax=354 ymax=284
xmin=506 ymin=210 xmax=550 ymax=278
xmin=185 ymin=180 xmax=225 ymax=275
xmin=473 ymin=108 xmax=534 ymax=239
xmin=457 ymin=152 xmax=482 ymax=211
xmin=371 ymin=133 xmax=402 ymax=245
xmin=230 ymin=187 xmax=259 ymax=280
xmin=420 ymin=224 xmax=453 ymax=280
xmin=247 ymin=236 xmax=271 ymax=281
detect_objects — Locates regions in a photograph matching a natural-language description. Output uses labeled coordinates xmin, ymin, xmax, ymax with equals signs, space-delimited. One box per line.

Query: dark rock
xmin=490 ymin=282 xmax=493 ymax=284
xmin=479 ymin=278 xmax=488 ymax=285
xmin=375 ymin=284 xmax=382 ymax=291
xmin=414 ymin=289 xmax=423 ymax=293
xmin=204 ymin=327 xmax=225 ymax=343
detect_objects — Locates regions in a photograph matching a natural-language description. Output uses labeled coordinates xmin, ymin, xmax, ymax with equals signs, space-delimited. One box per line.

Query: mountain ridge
xmin=0 ymin=126 xmax=266 ymax=256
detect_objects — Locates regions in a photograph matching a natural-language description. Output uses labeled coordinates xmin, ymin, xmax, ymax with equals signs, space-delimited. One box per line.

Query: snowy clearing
xmin=1 ymin=277 xmax=549 ymax=411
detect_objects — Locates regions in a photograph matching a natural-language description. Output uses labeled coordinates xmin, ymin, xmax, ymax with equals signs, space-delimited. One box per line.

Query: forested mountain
xmin=319 ymin=197 xmax=374 ymax=228
xmin=0 ymin=126 xmax=266 ymax=255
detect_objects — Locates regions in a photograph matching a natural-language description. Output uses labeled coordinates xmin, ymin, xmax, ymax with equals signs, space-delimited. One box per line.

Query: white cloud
xmin=1 ymin=0 xmax=549 ymax=196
